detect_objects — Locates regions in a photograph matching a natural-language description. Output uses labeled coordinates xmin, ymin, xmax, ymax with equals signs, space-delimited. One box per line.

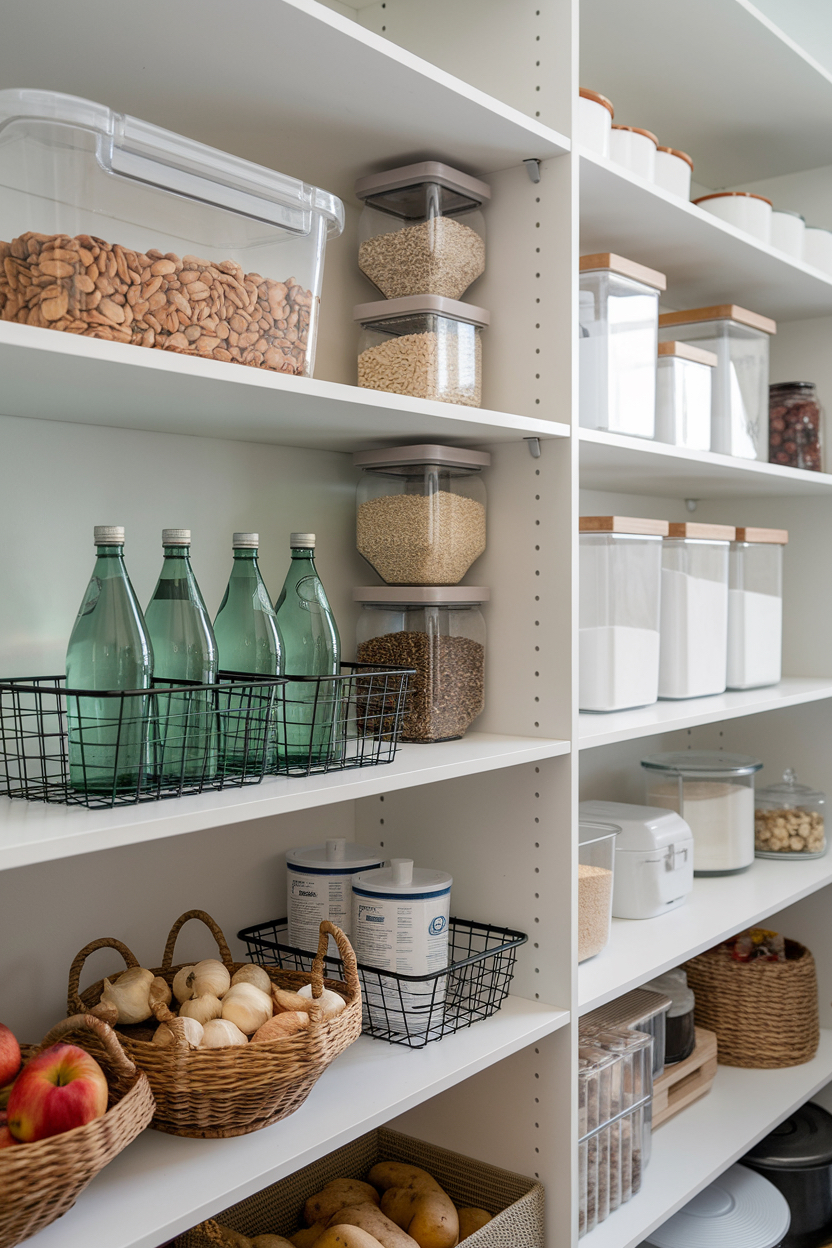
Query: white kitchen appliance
xmin=580 ymin=800 xmax=694 ymax=919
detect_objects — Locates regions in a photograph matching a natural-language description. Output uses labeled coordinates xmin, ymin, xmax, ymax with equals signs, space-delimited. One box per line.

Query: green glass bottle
xmin=213 ymin=532 xmax=283 ymax=772
xmin=274 ymin=533 xmax=341 ymax=766
xmin=144 ymin=529 xmax=219 ymax=785
xmin=65 ymin=526 xmax=154 ymax=795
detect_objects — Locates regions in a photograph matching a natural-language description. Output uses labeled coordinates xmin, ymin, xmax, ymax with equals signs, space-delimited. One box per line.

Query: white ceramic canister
xmin=352 ymin=859 xmax=452 ymax=1036
xmin=610 ymin=125 xmax=658 ymax=181
xmin=654 ymin=146 xmax=693 ymax=200
xmin=771 ymin=209 xmax=805 ymax=261
xmin=804 ymin=226 xmax=832 ymax=276
xmin=693 ymin=191 xmax=773 ymax=245
xmin=286 ymin=838 xmax=384 ymax=955
xmin=578 ymin=88 xmax=614 ymax=158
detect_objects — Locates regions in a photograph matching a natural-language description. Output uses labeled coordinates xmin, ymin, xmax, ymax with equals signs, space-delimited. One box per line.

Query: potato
xmin=328 ymin=1202 xmax=418 ymax=1248
xmin=457 ymin=1209 xmax=492 ymax=1241
xmin=369 ymin=1164 xmax=441 ymax=1195
xmin=315 ymin=1227 xmax=385 ymax=1248
xmin=201 ymin=1223 xmax=252 ymax=1248
xmin=251 ymin=1238 xmax=295 ymax=1248
xmin=380 ymin=1191 xmax=423 ymax=1229
xmin=305 ymin=1180 xmax=380 ymax=1226
xmin=381 ymin=1191 xmax=458 ymax=1248
xmin=291 ymin=1229 xmax=325 ymax=1248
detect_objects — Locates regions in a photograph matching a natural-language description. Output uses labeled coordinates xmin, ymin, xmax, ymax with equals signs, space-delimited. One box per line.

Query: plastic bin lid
xmin=0 ymin=88 xmax=344 ymax=238
xmin=579 ymin=819 xmax=620 ymax=846
xmin=744 ymin=1102 xmax=832 ymax=1170
xmin=286 ymin=839 xmax=385 ymax=872
xmin=643 ymin=1164 xmax=790 ymax=1247
xmin=353 ymin=860 xmax=452 ymax=896
xmin=583 ymin=987 xmax=672 ymax=1031
xmin=353 ymin=586 xmax=490 ymax=605
xmin=353 ymin=444 xmax=491 ymax=470
xmin=354 ymin=161 xmax=491 ymax=205
xmin=641 ymin=751 xmax=763 ymax=778
xmin=354 ymin=295 xmax=490 ymax=327
xmin=579 ymin=800 xmax=693 ymax=852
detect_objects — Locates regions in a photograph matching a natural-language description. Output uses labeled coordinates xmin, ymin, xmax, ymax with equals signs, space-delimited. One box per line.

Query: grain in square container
xmin=654 ymin=147 xmax=693 ymax=200
xmin=578 ymin=89 xmax=615 ymax=158
xmin=579 ymin=516 xmax=667 ymax=712
xmin=580 ymin=253 xmax=667 ymax=438
xmin=579 ymin=799 xmax=694 ymax=920
xmin=610 ymin=125 xmax=658 ymax=180
xmin=354 ymin=586 xmax=487 ymax=742
xmin=353 ymin=443 xmax=489 ymax=586
xmin=354 ymin=161 xmax=489 ymax=300
xmin=659 ymin=523 xmax=734 ymax=700
xmin=355 ymin=295 xmax=488 ymax=407
xmin=655 ymin=341 xmax=717 ymax=450
xmin=0 ymin=88 xmax=344 ymax=376
xmin=755 ymin=768 xmax=826 ymax=860
xmin=642 ymin=751 xmax=763 ymax=876
xmin=693 ymin=191 xmax=773 ymax=244
xmin=728 ymin=527 xmax=787 ymax=690
xmin=771 ymin=209 xmax=805 ymax=261
xmin=659 ymin=305 xmax=776 ymax=460
xmin=579 ymin=820 xmax=619 ymax=962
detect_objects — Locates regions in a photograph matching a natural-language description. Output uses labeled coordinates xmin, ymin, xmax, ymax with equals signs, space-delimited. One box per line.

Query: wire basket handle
xmin=40 ymin=1013 xmax=139 ymax=1079
xmin=312 ymin=921 xmax=360 ymax=1002
xmin=67 ymin=936 xmax=142 ymax=1015
xmin=161 ymin=910 xmax=234 ymax=972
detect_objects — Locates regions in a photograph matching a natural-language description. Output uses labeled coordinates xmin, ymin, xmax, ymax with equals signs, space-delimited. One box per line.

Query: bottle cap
xmin=162 ymin=528 xmax=191 ymax=546
xmin=290 ymin=532 xmax=316 ymax=547
xmin=94 ymin=525 xmax=124 ymax=545
xmin=233 ymin=532 xmax=259 ymax=548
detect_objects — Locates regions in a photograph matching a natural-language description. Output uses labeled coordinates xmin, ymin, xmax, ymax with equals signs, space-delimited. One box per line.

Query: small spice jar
xmin=578 ymin=820 xmax=619 ymax=962
xmin=355 ymin=296 xmax=489 ymax=408
xmin=728 ymin=527 xmax=787 ymax=691
xmin=769 ymin=381 xmax=823 ymax=471
xmin=755 ymin=769 xmax=826 ymax=860
xmin=610 ymin=125 xmax=658 ymax=180
xmin=578 ymin=88 xmax=615 ymax=158
xmin=354 ymin=161 xmax=490 ymax=300
xmin=354 ymin=586 xmax=488 ymax=742
xmin=655 ymin=341 xmax=717 ymax=450
xmin=654 ymin=147 xmax=693 ymax=200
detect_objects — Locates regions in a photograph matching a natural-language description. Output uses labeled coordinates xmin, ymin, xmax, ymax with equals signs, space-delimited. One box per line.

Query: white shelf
xmin=579 ymin=428 xmax=832 ymax=498
xmin=580 ymin=0 xmax=832 ymax=187
xmin=579 ymin=853 xmax=832 ymax=1014
xmin=0 ymin=323 xmax=569 ymax=453
xmin=25 ymin=997 xmax=569 ymax=1248
xmin=580 ymin=151 xmax=832 ymax=322
xmin=584 ymin=1029 xmax=832 ymax=1248
xmin=0 ymin=733 xmax=569 ymax=871
xmin=579 ymin=678 xmax=832 ymax=751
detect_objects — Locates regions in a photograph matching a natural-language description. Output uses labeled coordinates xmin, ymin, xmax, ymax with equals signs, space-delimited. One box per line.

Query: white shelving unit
xmin=2 ymin=1 xmax=832 ymax=1246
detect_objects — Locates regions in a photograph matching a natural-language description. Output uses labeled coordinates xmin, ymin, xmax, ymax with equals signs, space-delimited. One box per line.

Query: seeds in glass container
xmin=357 ymin=631 xmax=484 ymax=741
xmin=359 ymin=216 xmax=485 ymax=299
xmin=358 ymin=329 xmax=482 ymax=407
xmin=579 ymin=863 xmax=612 ymax=961
xmin=357 ymin=491 xmax=486 ymax=584
xmin=755 ymin=806 xmax=825 ymax=853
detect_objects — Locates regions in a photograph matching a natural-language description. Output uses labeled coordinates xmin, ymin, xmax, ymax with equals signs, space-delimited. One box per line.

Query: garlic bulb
xmin=153 ymin=1016 xmax=204 ymax=1048
xmin=231 ymin=964 xmax=272 ymax=996
xmin=172 ymin=965 xmax=195 ymax=1004
xmin=201 ymin=1018 xmax=248 ymax=1049
xmin=180 ymin=993 xmax=223 ymax=1025
xmin=100 ymin=967 xmax=155 ymax=1024
xmin=298 ymin=984 xmax=347 ymax=1020
xmin=221 ymin=983 xmax=273 ymax=1035
xmin=190 ymin=959 xmax=231 ymax=1000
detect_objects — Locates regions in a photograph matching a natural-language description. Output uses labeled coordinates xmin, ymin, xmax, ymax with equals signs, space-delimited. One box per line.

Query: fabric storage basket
xmin=66 ymin=910 xmax=361 ymax=1138
xmin=684 ymin=938 xmax=819 ymax=1069
xmin=0 ymin=1014 xmax=155 ymax=1248
xmin=173 ymin=1127 xmax=544 ymax=1248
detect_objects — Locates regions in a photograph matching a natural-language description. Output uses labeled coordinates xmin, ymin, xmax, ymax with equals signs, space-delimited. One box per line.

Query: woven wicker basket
xmin=173 ymin=1127 xmax=544 ymax=1248
xmin=67 ymin=909 xmax=362 ymax=1138
xmin=0 ymin=1014 xmax=155 ymax=1248
xmin=685 ymin=937 xmax=819 ymax=1069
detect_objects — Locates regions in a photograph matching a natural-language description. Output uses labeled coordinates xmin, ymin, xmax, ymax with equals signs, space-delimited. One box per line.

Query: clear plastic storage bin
xmin=728 ymin=527 xmax=787 ymax=690
xmin=659 ymin=523 xmax=734 ymax=700
xmin=353 ymin=443 xmax=489 ymax=586
xmin=755 ymin=768 xmax=826 ymax=860
xmin=0 ymin=88 xmax=344 ymax=376
xmin=580 ymin=253 xmax=667 ymax=438
xmin=659 ymin=304 xmax=777 ymax=460
xmin=354 ymin=160 xmax=489 ymax=300
xmin=642 ymin=750 xmax=763 ymax=876
xmin=655 ymin=341 xmax=717 ymax=450
xmin=355 ymin=295 xmax=488 ymax=407
xmin=354 ymin=586 xmax=488 ymax=742
xmin=579 ymin=820 xmax=619 ymax=961
xmin=769 ymin=381 xmax=823 ymax=471
xmin=584 ymin=986 xmax=673 ymax=1079
xmin=579 ymin=516 xmax=667 ymax=712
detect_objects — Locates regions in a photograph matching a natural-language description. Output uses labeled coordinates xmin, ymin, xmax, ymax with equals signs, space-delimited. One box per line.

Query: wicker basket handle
xmin=161 ymin=910 xmax=234 ymax=972
xmin=39 ymin=1013 xmax=139 ymax=1079
xmin=311 ymin=921 xmax=360 ymax=1001
xmin=67 ymin=936 xmax=142 ymax=1015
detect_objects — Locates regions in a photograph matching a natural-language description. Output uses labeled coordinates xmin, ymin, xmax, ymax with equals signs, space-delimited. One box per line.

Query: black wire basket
xmin=270 ymin=662 xmax=413 ymax=777
xmin=0 ymin=672 xmax=286 ymax=808
xmin=238 ymin=917 xmax=528 ymax=1048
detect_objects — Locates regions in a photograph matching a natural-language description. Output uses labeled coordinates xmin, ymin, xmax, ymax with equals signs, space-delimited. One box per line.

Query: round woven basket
xmin=67 ymin=909 xmax=362 ymax=1139
xmin=0 ymin=1014 xmax=155 ymax=1248
xmin=685 ymin=938 xmax=819 ymax=1069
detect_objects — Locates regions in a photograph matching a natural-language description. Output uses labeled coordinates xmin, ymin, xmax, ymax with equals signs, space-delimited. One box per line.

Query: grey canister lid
xmin=355 ymin=161 xmax=491 ymax=204
xmin=354 ymin=294 xmax=490 ymax=328
xmin=353 ymin=444 xmax=491 ymax=471
xmin=354 ymin=586 xmax=490 ymax=605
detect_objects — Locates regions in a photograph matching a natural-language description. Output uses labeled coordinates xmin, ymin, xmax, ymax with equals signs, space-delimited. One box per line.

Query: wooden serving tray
xmin=653 ymin=1028 xmax=718 ymax=1128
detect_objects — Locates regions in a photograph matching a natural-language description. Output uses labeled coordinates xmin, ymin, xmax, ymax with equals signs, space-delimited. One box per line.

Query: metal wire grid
xmin=238 ymin=917 xmax=528 ymax=1048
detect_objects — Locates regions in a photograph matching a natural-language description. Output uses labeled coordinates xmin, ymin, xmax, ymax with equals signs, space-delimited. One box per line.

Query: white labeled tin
xmin=286 ymin=838 xmax=384 ymax=955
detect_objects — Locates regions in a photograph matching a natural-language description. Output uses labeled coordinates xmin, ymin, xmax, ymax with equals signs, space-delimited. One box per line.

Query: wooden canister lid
xmin=579 ymin=88 xmax=614 ymax=117
xmin=667 ymin=522 xmax=736 ymax=541
xmin=611 ymin=124 xmax=658 ymax=145
xmin=659 ymin=304 xmax=777 ymax=335
xmin=734 ymin=527 xmax=789 ymax=545
xmin=656 ymin=146 xmax=694 ymax=170
xmin=580 ymin=252 xmax=667 ymax=291
xmin=658 ymin=341 xmax=718 ymax=367
xmin=580 ymin=516 xmax=669 ymax=536
xmin=694 ymin=190 xmax=773 ymax=207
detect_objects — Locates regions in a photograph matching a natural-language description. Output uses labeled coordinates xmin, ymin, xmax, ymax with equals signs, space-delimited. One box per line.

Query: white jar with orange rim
xmin=654 ymin=147 xmax=693 ymax=200
xmin=578 ymin=88 xmax=614 ymax=158
xmin=693 ymin=191 xmax=773 ymax=245
xmin=610 ymin=124 xmax=658 ymax=180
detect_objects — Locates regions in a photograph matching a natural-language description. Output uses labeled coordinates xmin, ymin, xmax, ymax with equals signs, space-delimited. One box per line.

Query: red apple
xmin=0 ymin=1023 xmax=21 ymax=1088
xmin=0 ymin=1126 xmax=17 ymax=1149
xmin=7 ymin=1044 xmax=108 ymax=1142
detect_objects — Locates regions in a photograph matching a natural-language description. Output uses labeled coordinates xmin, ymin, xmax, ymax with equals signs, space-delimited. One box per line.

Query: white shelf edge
xmin=26 ymin=997 xmax=570 ymax=1248
xmin=0 ymin=733 xmax=570 ymax=871
xmin=735 ymin=0 xmax=832 ymax=91
xmin=579 ymin=677 xmax=832 ymax=750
